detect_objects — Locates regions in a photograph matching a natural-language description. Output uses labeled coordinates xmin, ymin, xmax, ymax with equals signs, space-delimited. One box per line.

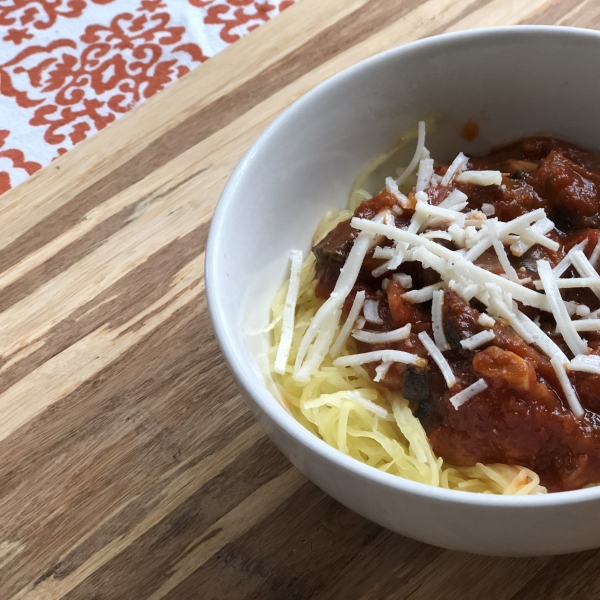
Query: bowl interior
xmin=207 ymin=26 xmax=600 ymax=503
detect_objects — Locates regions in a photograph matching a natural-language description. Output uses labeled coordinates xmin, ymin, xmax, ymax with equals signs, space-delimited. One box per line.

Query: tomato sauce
xmin=313 ymin=137 xmax=600 ymax=491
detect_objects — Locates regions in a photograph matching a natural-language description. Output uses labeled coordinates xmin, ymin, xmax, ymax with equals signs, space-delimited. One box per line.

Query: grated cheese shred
xmin=418 ymin=331 xmax=456 ymax=388
xmin=537 ymin=260 xmax=588 ymax=357
xmin=441 ymin=152 xmax=469 ymax=186
xmin=456 ymin=170 xmax=502 ymax=186
xmin=450 ymin=379 xmax=488 ymax=409
xmin=333 ymin=349 xmax=427 ymax=368
xmin=478 ymin=313 xmax=496 ymax=328
xmin=572 ymin=319 xmax=600 ymax=331
xmin=386 ymin=176 xmax=410 ymax=208
xmin=330 ymin=290 xmax=365 ymax=357
xmin=364 ymin=298 xmax=384 ymax=324
xmin=569 ymin=354 xmax=600 ymax=375
xmin=416 ymin=157 xmax=435 ymax=192
xmin=352 ymin=323 xmax=411 ymax=344
xmin=551 ymin=355 xmax=585 ymax=419
xmin=460 ymin=329 xmax=496 ymax=351
xmin=352 ymin=218 xmax=555 ymax=311
xmin=553 ymin=240 xmax=588 ymax=277
xmin=432 ymin=289 xmax=450 ymax=351
xmin=570 ymin=249 xmax=600 ymax=301
xmin=486 ymin=219 xmax=520 ymax=283
xmin=374 ymin=361 xmax=392 ymax=382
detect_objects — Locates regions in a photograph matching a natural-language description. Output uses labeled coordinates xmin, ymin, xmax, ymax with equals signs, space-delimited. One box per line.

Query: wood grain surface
xmin=2 ymin=1 xmax=600 ymax=598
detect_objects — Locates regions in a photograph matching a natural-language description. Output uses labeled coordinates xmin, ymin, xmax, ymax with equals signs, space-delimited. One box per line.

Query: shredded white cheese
xmin=448 ymin=223 xmax=466 ymax=248
xmin=569 ymin=354 xmax=600 ymax=375
xmin=439 ymin=189 xmax=469 ymax=209
xmin=416 ymin=157 xmax=435 ymax=192
xmin=351 ymin=218 xmax=555 ymax=311
xmin=572 ymin=319 xmax=600 ymax=331
xmin=382 ymin=210 xmax=396 ymax=227
xmin=392 ymin=273 xmax=412 ymax=288
xmin=510 ymin=217 xmax=556 ymax=256
xmin=410 ymin=247 xmax=447 ymax=273
xmin=460 ymin=329 xmax=496 ymax=350
xmin=441 ymin=152 xmax=469 ymax=186
xmin=486 ymin=290 xmax=534 ymax=344
xmin=352 ymin=323 xmax=411 ymax=344
xmin=333 ymin=350 xmax=427 ymax=368
xmin=551 ymin=355 xmax=585 ymax=419
xmin=364 ymin=298 xmax=384 ymax=325
xmin=570 ymin=249 xmax=600 ymax=301
xmin=487 ymin=284 xmax=568 ymax=362
xmin=330 ymin=290 xmax=366 ymax=357
xmin=373 ymin=246 xmax=396 ymax=260
xmin=464 ymin=211 xmax=488 ymax=227
xmin=481 ymin=203 xmax=495 ymax=217
xmin=449 ymin=281 xmax=480 ymax=302
xmin=500 ymin=209 xmax=547 ymax=235
xmin=553 ymin=240 xmax=588 ymax=277
xmin=385 ymin=176 xmax=410 ymax=208
xmin=537 ymin=259 xmax=588 ymax=357
xmin=571 ymin=249 xmax=600 ymax=276
xmin=465 ymin=209 xmax=548 ymax=261
xmin=534 ymin=277 xmax=600 ymax=290
xmin=516 ymin=310 xmax=569 ymax=364
xmin=408 ymin=191 xmax=432 ymax=237
xmin=487 ymin=219 xmax=521 ymax=283
xmin=421 ymin=191 xmax=470 ymax=234
xmin=295 ymin=141 xmax=600 ymax=423
xmin=519 ymin=228 xmax=560 ymax=253
xmin=432 ymin=289 xmax=450 ymax=351
xmin=374 ymin=361 xmax=392 ymax=383
xmin=415 ymin=202 xmax=466 ymax=226
xmin=576 ymin=304 xmax=591 ymax=317
xmin=274 ymin=249 xmax=303 ymax=374
xmin=403 ymin=282 xmax=445 ymax=304
xmin=421 ymin=230 xmax=453 ymax=240
xmin=478 ymin=313 xmax=496 ymax=328
xmin=456 ymin=170 xmax=503 ymax=186
xmin=450 ymin=379 xmax=488 ymax=409
xmin=418 ymin=331 xmax=456 ymax=388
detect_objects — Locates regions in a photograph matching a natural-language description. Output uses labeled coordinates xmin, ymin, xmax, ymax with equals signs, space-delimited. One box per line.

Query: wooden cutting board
xmin=2 ymin=0 xmax=600 ymax=598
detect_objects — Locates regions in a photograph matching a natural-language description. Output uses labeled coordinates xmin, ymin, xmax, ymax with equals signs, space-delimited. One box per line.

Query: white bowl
xmin=206 ymin=26 xmax=600 ymax=556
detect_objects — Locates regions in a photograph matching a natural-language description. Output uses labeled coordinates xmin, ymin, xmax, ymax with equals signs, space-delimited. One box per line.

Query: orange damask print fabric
xmin=0 ymin=0 xmax=296 ymax=193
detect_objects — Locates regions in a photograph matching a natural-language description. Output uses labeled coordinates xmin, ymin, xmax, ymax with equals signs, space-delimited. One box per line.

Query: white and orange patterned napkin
xmin=0 ymin=0 xmax=295 ymax=194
